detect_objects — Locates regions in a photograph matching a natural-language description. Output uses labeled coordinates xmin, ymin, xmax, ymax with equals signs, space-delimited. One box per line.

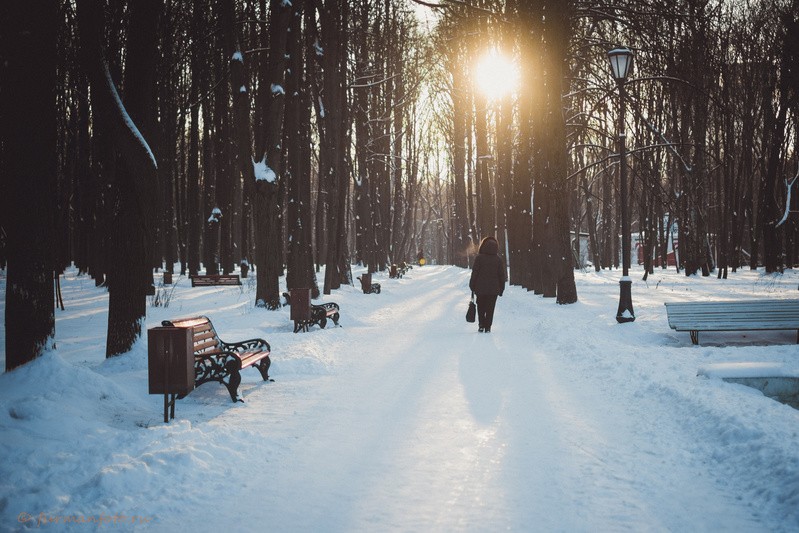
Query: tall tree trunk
xmin=158 ymin=8 xmax=179 ymax=276
xmin=761 ymin=12 xmax=798 ymax=272
xmin=254 ymin=0 xmax=292 ymax=308
xmin=218 ymin=0 xmax=258 ymax=291
xmin=450 ymin=52 xmax=471 ymax=268
xmin=285 ymin=0 xmax=319 ymax=296
xmin=78 ymin=0 xmax=161 ymax=357
xmin=527 ymin=0 xmax=546 ymax=295
xmin=186 ymin=1 xmax=204 ymax=277
xmin=203 ymin=82 xmax=219 ymax=276
xmin=475 ymin=96 xmax=493 ymax=240
xmin=541 ymin=0 xmax=577 ymax=304
xmin=319 ymin=0 xmax=350 ymax=294
xmin=509 ymin=0 xmax=534 ymax=287
xmin=352 ymin=0 xmax=375 ymax=270
xmin=2 ymin=0 xmax=58 ymax=370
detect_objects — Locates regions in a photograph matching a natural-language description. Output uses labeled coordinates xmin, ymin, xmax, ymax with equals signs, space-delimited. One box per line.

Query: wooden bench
xmin=161 ymin=315 xmax=272 ymax=402
xmin=664 ymin=299 xmax=799 ymax=345
xmin=190 ymin=274 xmax=242 ymax=287
xmin=390 ymin=263 xmax=411 ymax=279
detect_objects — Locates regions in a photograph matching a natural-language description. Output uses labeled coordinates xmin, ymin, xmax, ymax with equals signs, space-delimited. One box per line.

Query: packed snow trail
xmin=176 ymin=267 xmax=763 ymax=531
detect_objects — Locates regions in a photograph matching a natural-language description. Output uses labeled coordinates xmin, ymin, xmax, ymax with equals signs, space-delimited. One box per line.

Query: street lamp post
xmin=608 ymin=47 xmax=635 ymax=323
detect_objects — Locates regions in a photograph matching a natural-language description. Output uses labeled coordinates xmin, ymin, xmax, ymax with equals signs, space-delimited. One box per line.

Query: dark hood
xmin=478 ymin=237 xmax=499 ymax=255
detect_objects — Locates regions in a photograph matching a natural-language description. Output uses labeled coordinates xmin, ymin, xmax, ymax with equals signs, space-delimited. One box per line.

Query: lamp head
xmin=608 ymin=47 xmax=634 ymax=82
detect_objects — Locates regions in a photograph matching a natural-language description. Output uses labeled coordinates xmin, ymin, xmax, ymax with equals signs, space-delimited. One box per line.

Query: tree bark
xmin=2 ymin=0 xmax=58 ymax=370
xmin=319 ymin=0 xmax=351 ymax=294
xmin=77 ymin=0 xmax=161 ymax=357
xmin=254 ymin=0 xmax=292 ymax=308
xmin=285 ymin=0 xmax=320 ymax=296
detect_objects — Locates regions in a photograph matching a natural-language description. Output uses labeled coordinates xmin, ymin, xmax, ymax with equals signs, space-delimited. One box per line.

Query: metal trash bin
xmin=148 ymin=326 xmax=194 ymax=422
xmin=360 ymin=273 xmax=372 ymax=294
xmin=290 ymin=288 xmax=312 ymax=332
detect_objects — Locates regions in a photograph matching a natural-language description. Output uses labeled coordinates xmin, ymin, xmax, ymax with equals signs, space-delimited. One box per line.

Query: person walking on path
xmin=469 ymin=236 xmax=507 ymax=332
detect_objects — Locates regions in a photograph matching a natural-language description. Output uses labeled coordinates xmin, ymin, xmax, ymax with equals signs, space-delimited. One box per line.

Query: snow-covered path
xmin=231 ymin=268 xmax=765 ymax=532
xmin=2 ymin=265 xmax=798 ymax=532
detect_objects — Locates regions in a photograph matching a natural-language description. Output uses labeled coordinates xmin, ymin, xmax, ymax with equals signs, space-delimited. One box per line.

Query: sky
xmin=1 ymin=263 xmax=798 ymax=531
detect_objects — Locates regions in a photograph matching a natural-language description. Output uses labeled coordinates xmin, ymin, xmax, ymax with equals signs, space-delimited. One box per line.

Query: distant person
xmin=469 ymin=236 xmax=506 ymax=332
xmin=417 ymin=249 xmax=426 ymax=266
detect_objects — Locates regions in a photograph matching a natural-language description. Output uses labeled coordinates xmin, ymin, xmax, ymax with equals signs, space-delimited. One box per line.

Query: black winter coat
xmin=469 ymin=237 xmax=507 ymax=296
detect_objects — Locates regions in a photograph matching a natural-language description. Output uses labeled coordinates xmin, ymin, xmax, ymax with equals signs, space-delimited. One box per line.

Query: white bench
xmin=664 ymin=299 xmax=799 ymax=345
xmin=698 ymin=362 xmax=799 ymax=407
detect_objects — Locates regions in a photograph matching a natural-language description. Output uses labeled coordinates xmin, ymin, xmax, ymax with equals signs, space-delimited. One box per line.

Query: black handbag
xmin=466 ymin=293 xmax=476 ymax=323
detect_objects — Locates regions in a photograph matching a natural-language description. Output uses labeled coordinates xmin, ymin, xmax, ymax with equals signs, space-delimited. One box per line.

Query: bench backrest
xmin=664 ymin=299 xmax=799 ymax=310
xmin=161 ymin=316 xmax=221 ymax=355
xmin=191 ymin=274 xmax=241 ymax=286
xmin=665 ymin=299 xmax=799 ymax=317
xmin=664 ymin=299 xmax=799 ymax=332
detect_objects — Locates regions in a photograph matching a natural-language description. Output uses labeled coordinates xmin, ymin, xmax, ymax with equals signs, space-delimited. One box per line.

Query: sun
xmin=473 ymin=49 xmax=519 ymax=99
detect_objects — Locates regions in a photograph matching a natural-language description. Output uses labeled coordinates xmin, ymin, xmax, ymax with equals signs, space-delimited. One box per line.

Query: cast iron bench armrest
xmin=295 ymin=302 xmax=340 ymax=332
xmin=316 ymin=302 xmax=340 ymax=318
xmin=222 ymin=338 xmax=271 ymax=353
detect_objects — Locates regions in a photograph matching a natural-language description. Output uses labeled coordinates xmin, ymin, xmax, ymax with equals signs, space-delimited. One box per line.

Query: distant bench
xmin=191 ymin=274 xmax=242 ymax=287
xmin=161 ymin=315 xmax=272 ymax=402
xmin=283 ymin=291 xmax=341 ymax=332
xmin=665 ymin=299 xmax=799 ymax=345
xmin=357 ymin=274 xmax=381 ymax=294
xmin=390 ymin=262 xmax=413 ymax=279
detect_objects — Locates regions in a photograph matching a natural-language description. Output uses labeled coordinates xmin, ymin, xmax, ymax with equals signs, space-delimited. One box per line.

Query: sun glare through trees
xmin=473 ymin=49 xmax=519 ymax=99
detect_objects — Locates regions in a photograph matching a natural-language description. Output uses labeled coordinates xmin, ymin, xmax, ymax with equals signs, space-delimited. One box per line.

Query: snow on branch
xmin=409 ymin=0 xmax=446 ymax=7
xmin=253 ymin=156 xmax=277 ymax=183
xmin=776 ymin=169 xmax=799 ymax=227
xmin=104 ymin=63 xmax=157 ymax=170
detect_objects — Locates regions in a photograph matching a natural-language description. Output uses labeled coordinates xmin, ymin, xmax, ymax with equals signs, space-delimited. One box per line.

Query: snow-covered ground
xmin=1 ymin=264 xmax=798 ymax=532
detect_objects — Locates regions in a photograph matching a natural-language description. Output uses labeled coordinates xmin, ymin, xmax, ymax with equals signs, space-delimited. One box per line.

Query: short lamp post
xmin=608 ymin=47 xmax=635 ymax=323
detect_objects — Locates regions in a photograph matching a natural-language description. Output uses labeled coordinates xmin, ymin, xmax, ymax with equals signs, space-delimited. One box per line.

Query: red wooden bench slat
xmin=194 ymin=340 xmax=219 ymax=353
